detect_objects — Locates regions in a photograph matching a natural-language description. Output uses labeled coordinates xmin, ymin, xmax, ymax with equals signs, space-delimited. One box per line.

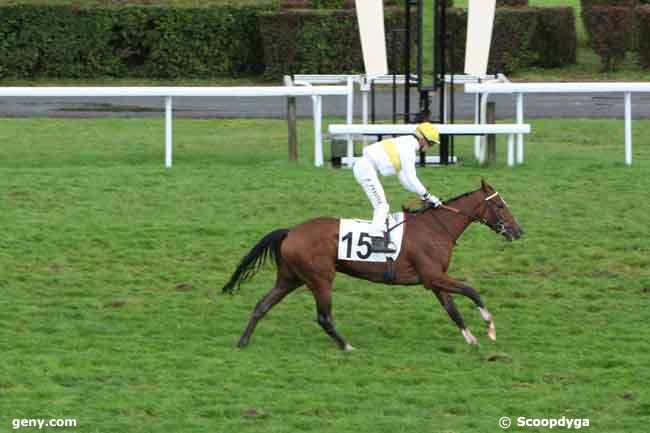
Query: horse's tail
xmin=222 ymin=228 xmax=290 ymax=294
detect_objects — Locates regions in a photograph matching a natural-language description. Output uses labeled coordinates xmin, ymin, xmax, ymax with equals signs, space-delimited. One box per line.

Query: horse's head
xmin=477 ymin=179 xmax=523 ymax=241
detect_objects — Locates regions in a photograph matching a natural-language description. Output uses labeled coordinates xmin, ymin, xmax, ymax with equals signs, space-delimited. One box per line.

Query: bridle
xmin=438 ymin=191 xmax=509 ymax=236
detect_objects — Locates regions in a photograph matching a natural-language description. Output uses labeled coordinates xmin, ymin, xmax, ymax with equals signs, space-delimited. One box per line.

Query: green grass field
xmin=1 ymin=117 xmax=649 ymax=432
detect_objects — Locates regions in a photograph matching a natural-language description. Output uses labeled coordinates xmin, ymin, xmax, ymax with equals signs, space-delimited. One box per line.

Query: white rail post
xmin=346 ymin=76 xmax=354 ymax=158
xmin=361 ymin=76 xmax=370 ymax=146
xmin=478 ymin=93 xmax=489 ymax=164
xmin=165 ymin=96 xmax=172 ymax=168
xmin=625 ymin=92 xmax=632 ymax=166
xmin=507 ymin=134 xmax=515 ymax=167
xmin=516 ymin=92 xmax=524 ymax=164
xmin=474 ymin=93 xmax=481 ymax=159
xmin=314 ymin=95 xmax=324 ymax=167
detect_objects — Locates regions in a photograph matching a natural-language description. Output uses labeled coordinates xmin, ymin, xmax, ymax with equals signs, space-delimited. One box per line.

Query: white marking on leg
xmin=479 ymin=307 xmax=492 ymax=322
xmin=487 ymin=321 xmax=496 ymax=341
xmin=461 ymin=328 xmax=478 ymax=345
xmin=344 ymin=343 xmax=356 ymax=351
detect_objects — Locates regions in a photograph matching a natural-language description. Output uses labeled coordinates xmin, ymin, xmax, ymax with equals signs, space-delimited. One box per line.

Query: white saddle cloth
xmin=337 ymin=212 xmax=405 ymax=263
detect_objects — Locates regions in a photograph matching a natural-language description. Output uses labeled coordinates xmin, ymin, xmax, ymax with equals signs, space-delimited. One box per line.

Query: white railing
xmin=328 ymin=123 xmax=530 ymax=167
xmin=0 ymin=86 xmax=351 ymax=168
xmin=293 ymin=74 xmax=502 ymax=127
xmin=465 ymin=82 xmax=650 ymax=166
xmin=294 ymin=73 xmax=508 ymax=162
xmin=289 ymin=77 xmax=356 ymax=160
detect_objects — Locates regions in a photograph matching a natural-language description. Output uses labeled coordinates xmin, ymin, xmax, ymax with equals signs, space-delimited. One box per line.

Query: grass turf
xmin=1 ymin=117 xmax=649 ymax=432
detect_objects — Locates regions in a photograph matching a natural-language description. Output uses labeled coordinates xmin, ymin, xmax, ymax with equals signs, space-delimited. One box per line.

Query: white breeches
xmin=353 ymin=156 xmax=389 ymax=235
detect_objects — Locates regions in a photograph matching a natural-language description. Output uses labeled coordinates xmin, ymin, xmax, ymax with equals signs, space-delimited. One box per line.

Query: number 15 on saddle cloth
xmin=337 ymin=212 xmax=405 ymax=263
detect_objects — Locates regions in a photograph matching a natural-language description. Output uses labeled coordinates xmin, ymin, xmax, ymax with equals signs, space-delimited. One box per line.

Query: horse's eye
xmin=497 ymin=203 xmax=505 ymax=209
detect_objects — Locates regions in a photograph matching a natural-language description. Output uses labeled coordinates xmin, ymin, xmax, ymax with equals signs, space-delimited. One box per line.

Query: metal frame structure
xmin=388 ymin=0 xmax=455 ymax=165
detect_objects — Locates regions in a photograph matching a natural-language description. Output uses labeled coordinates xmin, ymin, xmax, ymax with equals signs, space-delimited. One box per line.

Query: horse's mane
xmin=443 ymin=188 xmax=482 ymax=204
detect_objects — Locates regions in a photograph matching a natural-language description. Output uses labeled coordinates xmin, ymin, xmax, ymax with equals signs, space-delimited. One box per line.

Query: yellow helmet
xmin=415 ymin=122 xmax=440 ymax=144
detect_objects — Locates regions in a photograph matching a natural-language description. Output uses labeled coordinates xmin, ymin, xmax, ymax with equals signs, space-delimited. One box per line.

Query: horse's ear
xmin=481 ymin=178 xmax=488 ymax=191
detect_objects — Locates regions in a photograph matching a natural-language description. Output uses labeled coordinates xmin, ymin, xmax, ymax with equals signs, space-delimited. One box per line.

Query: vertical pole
xmin=450 ymin=73 xmax=455 ymax=163
xmin=474 ymin=93 xmax=481 ymax=159
xmin=346 ymin=76 xmax=354 ymax=158
xmin=443 ymin=82 xmax=449 ymax=123
xmin=284 ymin=76 xmax=298 ymax=162
xmin=314 ymin=95 xmax=323 ymax=167
xmin=392 ymin=73 xmax=397 ymax=123
xmin=287 ymin=96 xmax=298 ymax=162
xmin=478 ymin=92 xmax=489 ymax=164
xmin=362 ymin=79 xmax=369 ymax=125
xmin=404 ymin=0 xmax=411 ymax=124
xmin=438 ymin=0 xmax=448 ymax=164
xmin=516 ymin=92 xmax=524 ymax=164
xmin=371 ymin=79 xmax=376 ymax=124
xmin=507 ymin=134 xmax=515 ymax=167
xmin=486 ymin=101 xmax=496 ymax=164
xmin=361 ymin=78 xmax=370 ymax=146
xmin=165 ymin=96 xmax=172 ymax=168
xmin=625 ymin=92 xmax=632 ymax=166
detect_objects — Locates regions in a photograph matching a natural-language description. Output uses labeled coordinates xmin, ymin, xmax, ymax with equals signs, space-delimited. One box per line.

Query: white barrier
xmin=465 ymin=82 xmax=650 ymax=166
xmin=0 ymin=86 xmax=351 ymax=168
xmin=293 ymin=73 xmax=505 ymax=159
xmin=328 ymin=123 xmax=530 ymax=166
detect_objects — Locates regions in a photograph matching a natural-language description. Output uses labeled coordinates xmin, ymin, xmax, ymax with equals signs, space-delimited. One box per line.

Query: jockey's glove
xmin=422 ymin=192 xmax=442 ymax=208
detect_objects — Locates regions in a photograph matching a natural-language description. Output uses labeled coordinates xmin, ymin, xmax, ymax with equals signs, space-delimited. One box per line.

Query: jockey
xmin=353 ymin=122 xmax=443 ymax=254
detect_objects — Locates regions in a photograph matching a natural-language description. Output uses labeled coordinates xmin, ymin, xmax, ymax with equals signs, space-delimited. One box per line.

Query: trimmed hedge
xmin=0 ymin=5 xmax=264 ymax=79
xmin=497 ymin=0 xmax=529 ymax=7
xmin=638 ymin=5 xmax=650 ymax=67
xmin=533 ymin=7 xmax=577 ymax=67
xmin=445 ymin=7 xmax=576 ymax=74
xmin=0 ymin=3 xmax=576 ymax=80
xmin=258 ymin=7 xmax=410 ymax=79
xmin=580 ymin=0 xmax=637 ymax=49
xmin=279 ymin=0 xmax=402 ymax=9
xmin=589 ymin=6 xmax=634 ymax=70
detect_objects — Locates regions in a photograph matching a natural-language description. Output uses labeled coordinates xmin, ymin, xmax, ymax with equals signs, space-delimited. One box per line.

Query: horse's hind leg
xmin=237 ymin=274 xmax=302 ymax=348
xmin=429 ymin=274 xmax=496 ymax=341
xmin=309 ymin=281 xmax=354 ymax=351
xmin=432 ymin=290 xmax=478 ymax=345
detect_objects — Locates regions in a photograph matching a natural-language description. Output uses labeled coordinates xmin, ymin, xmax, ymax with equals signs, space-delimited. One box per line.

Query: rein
xmin=404 ymin=191 xmax=505 ymax=242
xmin=438 ymin=191 xmax=504 ymax=234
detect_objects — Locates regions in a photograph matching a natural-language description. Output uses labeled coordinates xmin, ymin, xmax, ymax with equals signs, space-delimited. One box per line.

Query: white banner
xmin=464 ymin=0 xmax=496 ymax=75
xmin=355 ymin=0 xmax=388 ymax=77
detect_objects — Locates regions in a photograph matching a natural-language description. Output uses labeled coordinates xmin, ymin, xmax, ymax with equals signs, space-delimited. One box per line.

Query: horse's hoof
xmin=344 ymin=343 xmax=356 ymax=352
xmin=237 ymin=340 xmax=249 ymax=348
xmin=487 ymin=323 xmax=496 ymax=341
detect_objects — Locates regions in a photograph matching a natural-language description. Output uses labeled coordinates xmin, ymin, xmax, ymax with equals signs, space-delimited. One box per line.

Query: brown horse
xmin=222 ymin=179 xmax=523 ymax=350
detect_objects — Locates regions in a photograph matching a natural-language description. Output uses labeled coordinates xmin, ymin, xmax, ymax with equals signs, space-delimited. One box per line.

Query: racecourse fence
xmin=465 ymin=82 xmax=650 ymax=166
xmin=0 ymin=86 xmax=352 ymax=168
xmin=328 ymin=123 xmax=531 ymax=167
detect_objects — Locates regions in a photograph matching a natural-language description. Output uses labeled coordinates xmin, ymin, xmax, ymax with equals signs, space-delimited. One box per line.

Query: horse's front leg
xmin=429 ymin=273 xmax=496 ymax=341
xmin=431 ymin=290 xmax=478 ymax=345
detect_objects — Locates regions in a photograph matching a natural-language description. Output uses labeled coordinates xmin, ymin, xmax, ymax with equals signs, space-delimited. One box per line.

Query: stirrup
xmin=370 ymin=234 xmax=396 ymax=254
